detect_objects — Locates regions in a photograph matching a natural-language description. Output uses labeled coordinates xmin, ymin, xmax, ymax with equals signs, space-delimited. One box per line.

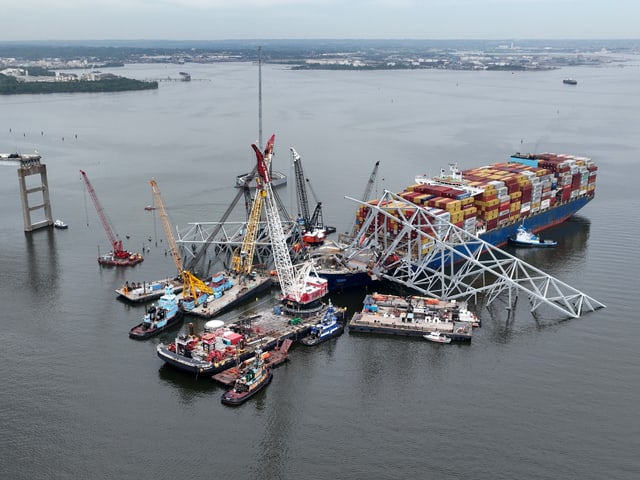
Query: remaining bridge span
xmin=1 ymin=153 xmax=53 ymax=232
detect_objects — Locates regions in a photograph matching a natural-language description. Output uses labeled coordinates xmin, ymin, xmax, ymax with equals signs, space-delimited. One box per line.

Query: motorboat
xmin=423 ymin=331 xmax=452 ymax=344
xmin=508 ymin=225 xmax=557 ymax=248
xmin=53 ymin=219 xmax=68 ymax=229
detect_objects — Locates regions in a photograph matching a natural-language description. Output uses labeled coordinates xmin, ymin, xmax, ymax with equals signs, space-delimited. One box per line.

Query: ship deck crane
xmin=253 ymin=137 xmax=328 ymax=308
xmin=340 ymin=160 xmax=380 ymax=245
xmin=150 ymin=179 xmax=212 ymax=305
xmin=80 ymin=169 xmax=141 ymax=265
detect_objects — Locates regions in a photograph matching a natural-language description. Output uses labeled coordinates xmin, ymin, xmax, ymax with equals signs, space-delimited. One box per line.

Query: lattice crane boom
xmin=231 ymin=136 xmax=274 ymax=276
xmin=254 ymin=135 xmax=327 ymax=304
xmin=150 ymin=179 xmax=182 ymax=274
xmin=350 ymin=160 xmax=379 ymax=238
xmin=292 ymin=147 xmax=311 ymax=231
xmin=149 ymin=179 xmax=211 ymax=300
xmin=80 ymin=169 xmax=126 ymax=257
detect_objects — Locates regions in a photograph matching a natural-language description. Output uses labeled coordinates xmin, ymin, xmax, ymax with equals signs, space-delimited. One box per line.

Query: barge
xmin=116 ymin=277 xmax=183 ymax=303
xmin=181 ymin=273 xmax=273 ymax=319
xmin=348 ymin=293 xmax=477 ymax=342
xmin=157 ymin=300 xmax=341 ymax=377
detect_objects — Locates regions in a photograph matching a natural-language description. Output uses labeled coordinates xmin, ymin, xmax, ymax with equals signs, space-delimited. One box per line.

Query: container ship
xmin=328 ymin=152 xmax=597 ymax=288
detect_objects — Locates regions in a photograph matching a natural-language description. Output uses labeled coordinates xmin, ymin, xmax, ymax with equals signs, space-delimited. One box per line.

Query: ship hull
xmin=479 ymin=194 xmax=593 ymax=248
xmin=318 ymin=269 xmax=375 ymax=291
xmin=129 ymin=310 xmax=184 ymax=340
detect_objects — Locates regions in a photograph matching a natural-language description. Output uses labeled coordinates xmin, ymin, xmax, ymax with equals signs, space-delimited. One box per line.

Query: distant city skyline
xmin=3 ymin=0 xmax=639 ymax=42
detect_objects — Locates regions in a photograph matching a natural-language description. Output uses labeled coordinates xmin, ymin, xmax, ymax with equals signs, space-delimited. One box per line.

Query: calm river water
xmin=1 ymin=59 xmax=639 ymax=480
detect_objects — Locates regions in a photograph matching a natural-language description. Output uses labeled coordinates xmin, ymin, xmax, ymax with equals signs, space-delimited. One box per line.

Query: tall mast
xmin=258 ymin=46 xmax=263 ymax=149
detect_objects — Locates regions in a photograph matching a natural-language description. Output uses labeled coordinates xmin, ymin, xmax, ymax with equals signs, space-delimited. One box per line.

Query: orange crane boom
xmin=80 ymin=169 xmax=127 ymax=258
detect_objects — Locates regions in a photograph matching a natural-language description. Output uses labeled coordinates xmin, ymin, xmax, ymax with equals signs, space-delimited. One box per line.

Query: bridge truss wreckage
xmin=175 ymin=179 xmax=304 ymax=278
xmin=347 ymin=190 xmax=605 ymax=319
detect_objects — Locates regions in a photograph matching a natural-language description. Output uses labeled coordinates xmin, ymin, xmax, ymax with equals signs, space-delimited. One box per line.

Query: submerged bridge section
xmin=0 ymin=153 xmax=53 ymax=232
xmin=347 ymin=190 xmax=605 ymax=319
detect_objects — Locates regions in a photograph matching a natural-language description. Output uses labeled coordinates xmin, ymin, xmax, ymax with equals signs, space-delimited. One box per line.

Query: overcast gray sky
xmin=3 ymin=0 xmax=638 ymax=41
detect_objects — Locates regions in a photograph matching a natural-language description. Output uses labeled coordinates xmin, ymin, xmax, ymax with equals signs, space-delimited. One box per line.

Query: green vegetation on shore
xmin=0 ymin=73 xmax=158 ymax=95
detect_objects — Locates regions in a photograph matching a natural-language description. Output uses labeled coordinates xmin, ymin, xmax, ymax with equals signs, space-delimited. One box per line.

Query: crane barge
xmin=156 ymin=136 xmax=322 ymax=377
xmin=291 ymin=147 xmax=335 ymax=246
xmin=80 ymin=170 xmax=143 ymax=267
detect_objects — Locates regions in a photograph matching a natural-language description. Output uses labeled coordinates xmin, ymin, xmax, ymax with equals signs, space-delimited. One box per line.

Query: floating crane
xmin=253 ymin=137 xmax=328 ymax=311
xmin=80 ymin=169 xmax=143 ymax=266
xmin=291 ymin=147 xmax=335 ymax=246
xmin=231 ymin=135 xmax=274 ymax=282
xmin=149 ymin=179 xmax=212 ymax=310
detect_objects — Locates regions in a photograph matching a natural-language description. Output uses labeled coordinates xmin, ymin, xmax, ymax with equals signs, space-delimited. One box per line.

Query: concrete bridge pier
xmin=15 ymin=156 xmax=53 ymax=232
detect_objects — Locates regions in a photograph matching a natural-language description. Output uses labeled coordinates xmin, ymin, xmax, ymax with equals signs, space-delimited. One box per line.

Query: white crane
xmin=252 ymin=136 xmax=328 ymax=306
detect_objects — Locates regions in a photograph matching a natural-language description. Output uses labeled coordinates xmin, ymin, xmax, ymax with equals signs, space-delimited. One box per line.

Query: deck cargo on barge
xmin=157 ymin=300 xmax=342 ymax=377
xmin=181 ymin=273 xmax=273 ymax=319
xmin=116 ymin=277 xmax=183 ymax=303
xmin=349 ymin=293 xmax=477 ymax=342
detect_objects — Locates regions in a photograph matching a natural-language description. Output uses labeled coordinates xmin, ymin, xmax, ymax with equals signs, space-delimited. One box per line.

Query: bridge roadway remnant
xmin=0 ymin=153 xmax=53 ymax=232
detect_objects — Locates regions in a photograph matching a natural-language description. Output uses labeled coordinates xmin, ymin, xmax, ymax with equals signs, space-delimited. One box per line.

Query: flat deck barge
xmin=157 ymin=301 xmax=342 ymax=377
xmin=348 ymin=293 xmax=476 ymax=342
xmin=212 ymin=338 xmax=292 ymax=386
xmin=182 ymin=274 xmax=274 ymax=319
xmin=116 ymin=277 xmax=183 ymax=303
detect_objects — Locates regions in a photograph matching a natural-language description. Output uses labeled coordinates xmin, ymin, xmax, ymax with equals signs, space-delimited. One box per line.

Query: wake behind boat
xmin=508 ymin=224 xmax=557 ymax=248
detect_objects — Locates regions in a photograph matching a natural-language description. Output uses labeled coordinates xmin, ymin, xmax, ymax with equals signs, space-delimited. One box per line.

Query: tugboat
xmin=298 ymin=300 xmax=344 ymax=346
xmin=221 ymin=350 xmax=273 ymax=406
xmin=508 ymin=224 xmax=557 ymax=248
xmin=129 ymin=285 xmax=184 ymax=339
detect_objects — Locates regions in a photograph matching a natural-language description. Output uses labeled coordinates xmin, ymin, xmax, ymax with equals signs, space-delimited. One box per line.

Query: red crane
xmin=80 ymin=170 xmax=142 ymax=265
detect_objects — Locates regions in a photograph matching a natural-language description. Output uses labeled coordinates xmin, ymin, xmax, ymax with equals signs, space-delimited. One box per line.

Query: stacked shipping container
xmin=353 ymin=152 xmax=597 ymax=242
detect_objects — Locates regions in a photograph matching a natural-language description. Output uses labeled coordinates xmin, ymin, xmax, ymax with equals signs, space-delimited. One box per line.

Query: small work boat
xmin=221 ymin=351 xmax=273 ymax=406
xmin=129 ymin=285 xmax=184 ymax=339
xmin=423 ymin=331 xmax=452 ymax=344
xmin=53 ymin=219 xmax=68 ymax=229
xmin=298 ymin=301 xmax=344 ymax=346
xmin=508 ymin=225 xmax=557 ymax=248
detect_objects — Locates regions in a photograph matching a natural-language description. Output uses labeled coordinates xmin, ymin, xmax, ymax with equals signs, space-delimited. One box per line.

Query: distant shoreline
xmin=0 ymin=74 xmax=158 ymax=95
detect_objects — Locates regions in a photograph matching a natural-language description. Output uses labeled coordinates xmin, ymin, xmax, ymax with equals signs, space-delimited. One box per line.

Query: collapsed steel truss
xmin=348 ymin=190 xmax=605 ymax=319
xmin=176 ymin=220 xmax=304 ymax=275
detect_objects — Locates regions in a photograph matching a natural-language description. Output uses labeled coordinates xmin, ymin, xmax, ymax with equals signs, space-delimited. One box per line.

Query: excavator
xmin=149 ymin=179 xmax=213 ymax=311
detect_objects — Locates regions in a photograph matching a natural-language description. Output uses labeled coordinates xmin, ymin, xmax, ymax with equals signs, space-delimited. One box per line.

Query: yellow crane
xmin=150 ymin=179 xmax=212 ymax=308
xmin=231 ymin=135 xmax=274 ymax=280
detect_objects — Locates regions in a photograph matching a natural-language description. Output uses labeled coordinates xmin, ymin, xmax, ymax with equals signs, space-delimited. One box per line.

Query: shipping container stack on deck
xmin=352 ymin=153 xmax=597 ymax=248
